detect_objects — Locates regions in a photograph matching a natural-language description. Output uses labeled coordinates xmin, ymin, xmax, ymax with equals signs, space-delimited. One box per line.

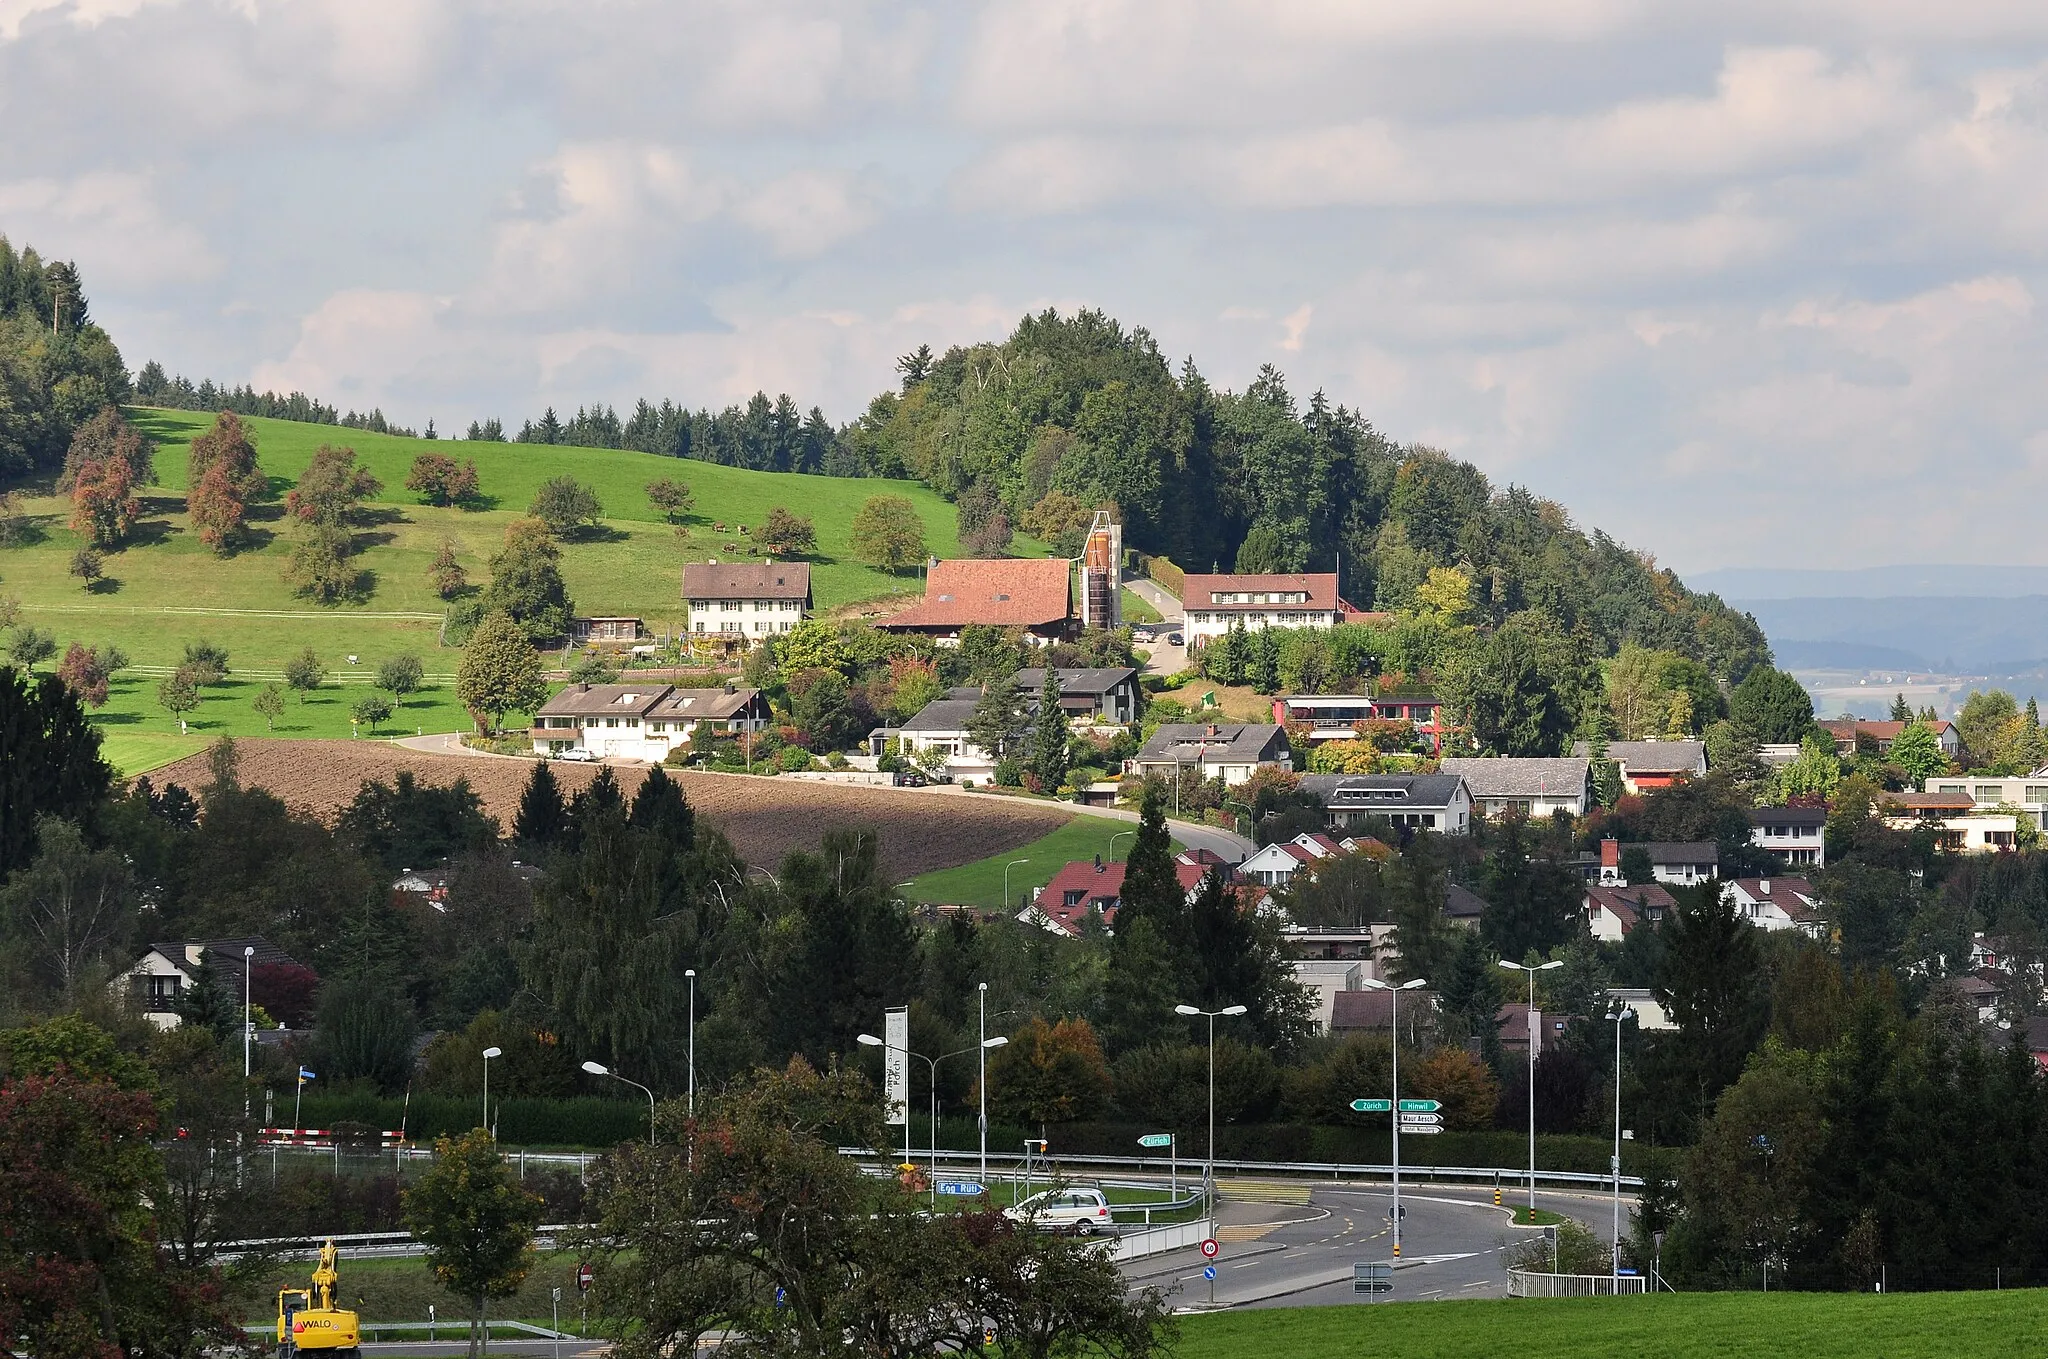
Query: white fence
xmin=1508 ymin=1269 xmax=1649 ymax=1298
xmin=1112 ymin=1218 xmax=1216 ymax=1263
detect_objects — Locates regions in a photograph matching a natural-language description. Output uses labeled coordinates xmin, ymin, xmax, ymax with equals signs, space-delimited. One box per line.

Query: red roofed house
xmin=1724 ymin=877 xmax=1825 ymax=938
xmin=1584 ymin=882 xmax=1676 ymax=942
xmin=1180 ymin=572 xmax=1358 ymax=649
xmin=1021 ymin=855 xmax=1212 ymax=938
xmin=878 ymin=558 xmax=1075 ymax=642
xmin=1820 ymin=718 xmax=1962 ymax=761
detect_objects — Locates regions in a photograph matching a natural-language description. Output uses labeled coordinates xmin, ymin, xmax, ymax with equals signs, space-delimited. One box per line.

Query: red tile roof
xmin=1032 ymin=858 xmax=1210 ymax=936
xmin=1820 ymin=718 xmax=1954 ymax=740
xmin=881 ymin=558 xmax=1073 ymax=630
xmin=1584 ymin=883 xmax=1676 ymax=935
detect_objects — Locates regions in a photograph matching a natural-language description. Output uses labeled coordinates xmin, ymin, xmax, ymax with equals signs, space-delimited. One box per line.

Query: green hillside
xmin=2 ymin=409 xmax=1007 ymax=771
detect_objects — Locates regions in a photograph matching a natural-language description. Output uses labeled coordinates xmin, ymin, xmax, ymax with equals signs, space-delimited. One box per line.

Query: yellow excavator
xmin=275 ymin=1239 xmax=361 ymax=1358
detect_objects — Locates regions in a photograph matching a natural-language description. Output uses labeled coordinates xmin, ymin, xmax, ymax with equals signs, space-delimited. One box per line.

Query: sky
xmin=4 ymin=1 xmax=2048 ymax=575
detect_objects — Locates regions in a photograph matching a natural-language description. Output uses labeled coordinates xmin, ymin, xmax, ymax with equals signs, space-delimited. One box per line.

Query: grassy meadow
xmin=903 ymin=813 xmax=1183 ymax=909
xmin=2 ymin=409 xmax=1013 ymax=771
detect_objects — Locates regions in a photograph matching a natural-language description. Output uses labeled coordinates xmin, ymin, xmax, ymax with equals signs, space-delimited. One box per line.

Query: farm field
xmin=144 ymin=739 xmax=1072 ymax=880
xmin=2 ymin=409 xmax=1028 ymax=765
xmin=901 ymin=812 xmax=1182 ymax=910
xmin=1174 ymin=1289 xmax=2048 ymax=1359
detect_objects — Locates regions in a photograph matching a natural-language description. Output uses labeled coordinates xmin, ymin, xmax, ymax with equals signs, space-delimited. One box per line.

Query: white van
xmin=1003 ymin=1187 xmax=1113 ymax=1235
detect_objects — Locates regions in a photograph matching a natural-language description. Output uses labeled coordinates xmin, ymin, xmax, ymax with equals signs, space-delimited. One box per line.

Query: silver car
xmin=1003 ymin=1187 xmax=1112 ymax=1235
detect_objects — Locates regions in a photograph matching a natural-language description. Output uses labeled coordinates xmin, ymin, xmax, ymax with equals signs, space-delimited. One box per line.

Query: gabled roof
xmin=1444 ymin=883 xmax=1488 ymax=919
xmin=683 ymin=561 xmax=812 ymax=601
xmin=1440 ymin=757 xmax=1591 ymax=798
xmin=1137 ymin=724 xmax=1289 ymax=764
xmin=1726 ymin=877 xmax=1820 ymax=921
xmin=901 ymin=697 xmax=989 ymax=734
xmin=650 ymin=687 xmax=764 ymax=722
xmin=144 ymin=938 xmax=301 ymax=984
xmin=1183 ymin=572 xmax=1343 ymax=612
xmin=881 ymin=558 xmax=1072 ymax=629
xmin=1820 ymin=718 xmax=1955 ymax=740
xmin=1014 ymin=667 xmax=1140 ymax=697
xmin=1584 ymin=740 xmax=1708 ymax=774
xmin=1297 ymin=773 xmax=1467 ymax=809
xmin=1584 ymin=883 xmax=1675 ymax=934
xmin=1330 ymin=988 xmax=1441 ymax=1031
xmin=536 ymin=682 xmax=671 ymax=718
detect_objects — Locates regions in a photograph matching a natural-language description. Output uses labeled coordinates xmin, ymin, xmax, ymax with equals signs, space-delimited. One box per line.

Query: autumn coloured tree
xmin=185 ymin=410 xmax=264 ymax=498
xmin=428 ymin=539 xmax=468 ymax=598
xmin=285 ymin=444 xmax=382 ymax=527
xmin=760 ymin=506 xmax=817 ymax=556
xmin=55 ymin=641 xmax=110 ymax=707
xmin=407 ymin=452 xmax=482 ymax=506
xmin=58 ymin=406 xmax=154 ymax=492
xmin=67 ymin=450 xmax=140 ymax=547
xmin=186 ymin=461 xmax=247 ymax=555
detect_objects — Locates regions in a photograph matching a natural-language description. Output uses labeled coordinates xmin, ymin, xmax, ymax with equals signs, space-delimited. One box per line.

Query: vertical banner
xmin=1529 ymin=1007 xmax=1543 ymax=1062
xmin=883 ymin=1005 xmax=909 ymax=1126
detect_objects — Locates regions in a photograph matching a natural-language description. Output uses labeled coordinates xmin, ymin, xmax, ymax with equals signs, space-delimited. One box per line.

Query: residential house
xmin=1820 ymin=718 xmax=1962 ymax=761
xmin=683 ymin=561 xmax=812 ymax=643
xmin=1296 ymin=773 xmax=1473 ymax=835
xmin=1751 ymin=807 xmax=1827 ymax=867
xmin=1958 ymin=972 xmax=2006 ymax=1023
xmin=1329 ymin=987 xmax=1442 ymax=1046
xmin=1238 ymin=832 xmax=1346 ymax=889
xmin=119 ymin=938 xmax=301 ymax=1032
xmin=1571 ymin=837 xmax=1718 ymax=886
xmin=1015 ymin=667 xmax=1141 ymax=725
xmin=1576 ymin=740 xmax=1708 ymax=793
xmin=1292 ymin=960 xmax=1368 ymax=1033
xmin=1922 ymin=774 xmax=2048 ymax=830
xmin=878 ymin=558 xmax=1075 ymax=642
xmin=570 ymin=616 xmax=643 ymax=644
xmin=1021 ymin=854 xmax=1217 ymax=937
xmin=1271 ymin=694 xmax=1379 ymax=743
xmin=1133 ymin=723 xmax=1293 ymax=786
xmin=1369 ymin=687 xmax=1444 ymax=752
xmin=1495 ymin=1002 xmax=1556 ymax=1056
xmin=1724 ymin=877 xmax=1825 ymax=936
xmin=1179 ymin=572 xmax=1351 ymax=648
xmin=896 ymin=693 xmax=1003 ymax=783
xmin=1605 ymin=987 xmax=1676 ymax=1031
xmin=531 ymin=682 xmax=770 ymax=761
xmin=1439 ymin=757 xmax=1592 ymax=819
xmin=1283 ymin=925 xmax=1393 ymax=964
xmin=1881 ymin=793 xmax=2021 ymax=852
xmin=1583 ymin=881 xmax=1676 ymax=942
xmin=1444 ymin=882 xmax=1488 ymax=928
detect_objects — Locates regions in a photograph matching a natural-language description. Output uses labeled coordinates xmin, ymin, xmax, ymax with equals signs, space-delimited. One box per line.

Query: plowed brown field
xmin=144 ymin=741 xmax=1071 ymax=880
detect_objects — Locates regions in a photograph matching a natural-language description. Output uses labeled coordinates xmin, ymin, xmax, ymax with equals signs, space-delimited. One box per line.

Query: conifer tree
xmin=1030 ymin=668 xmax=1070 ymax=790
xmin=513 ymin=759 xmax=568 ymax=850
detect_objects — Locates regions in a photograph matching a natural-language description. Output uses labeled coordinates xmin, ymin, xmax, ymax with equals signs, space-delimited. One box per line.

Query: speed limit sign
xmin=1199 ymin=1238 xmax=1220 ymax=1259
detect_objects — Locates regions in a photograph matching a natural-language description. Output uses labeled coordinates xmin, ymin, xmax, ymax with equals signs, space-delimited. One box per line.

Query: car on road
xmin=552 ymin=748 xmax=598 ymax=762
xmin=1004 ymin=1187 xmax=1113 ymax=1235
xmin=896 ymin=770 xmax=928 ymax=787
xmin=1166 ymin=631 xmax=1183 ymax=646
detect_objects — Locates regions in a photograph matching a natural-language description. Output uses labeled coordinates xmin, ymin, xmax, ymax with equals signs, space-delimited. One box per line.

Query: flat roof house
xmin=1297 ymin=773 xmax=1472 ymax=835
xmin=1134 ymin=723 xmax=1292 ymax=786
xmin=1577 ymin=740 xmax=1708 ymax=794
xmin=1751 ymin=806 xmax=1827 ymax=867
xmin=1440 ymin=757 xmax=1592 ymax=819
xmin=1180 ymin=572 xmax=1349 ymax=649
xmin=684 ymin=561 xmax=812 ymax=646
xmin=1922 ymin=774 xmax=2048 ymax=830
xmin=878 ymin=558 xmax=1075 ymax=642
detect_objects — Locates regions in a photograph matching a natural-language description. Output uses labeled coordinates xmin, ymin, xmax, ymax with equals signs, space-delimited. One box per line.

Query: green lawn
xmin=1120 ymin=587 xmax=1162 ymax=625
xmin=2 ymin=409 xmax=1030 ymax=770
xmin=1175 ymin=1289 xmax=2048 ymax=1359
xmin=902 ymin=814 xmax=1182 ymax=910
xmin=240 ymin=1251 xmax=589 ymax=1332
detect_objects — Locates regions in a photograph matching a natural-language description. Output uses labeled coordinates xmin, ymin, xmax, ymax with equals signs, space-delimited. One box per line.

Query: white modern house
xmin=1922 ymin=774 xmax=2048 ymax=830
xmin=1296 ymin=773 xmax=1473 ymax=835
xmin=1583 ymin=882 xmax=1675 ymax=942
xmin=1291 ymin=959 xmax=1369 ymax=1033
xmin=531 ymin=682 xmax=771 ymax=760
xmin=1723 ymin=877 xmax=1825 ymax=937
xmin=683 ymin=561 xmax=812 ymax=643
xmin=1439 ymin=757 xmax=1592 ymax=819
xmin=1179 ymin=572 xmax=1351 ymax=649
xmin=1270 ymin=694 xmax=1379 ymax=743
xmin=895 ymin=692 xmax=1004 ymax=783
xmin=1751 ymin=807 xmax=1827 ymax=867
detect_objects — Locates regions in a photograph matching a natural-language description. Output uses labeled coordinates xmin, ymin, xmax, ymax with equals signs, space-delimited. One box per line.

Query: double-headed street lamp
xmin=1174 ymin=1002 xmax=1246 ymax=1203
xmin=481 ymin=1045 xmax=503 ymax=1136
xmin=1605 ymin=998 xmax=1634 ymax=1281
xmin=1498 ymin=958 xmax=1564 ymax=1213
xmin=581 ymin=1061 xmax=657 ymax=1144
xmin=1004 ymin=859 xmax=1031 ymax=911
xmin=1362 ymin=977 xmax=1426 ymax=1258
xmin=859 ymin=1032 xmax=1008 ymax=1202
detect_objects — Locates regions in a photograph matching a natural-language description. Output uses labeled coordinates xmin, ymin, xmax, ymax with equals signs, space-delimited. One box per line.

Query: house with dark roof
xmin=1134 ymin=723 xmax=1292 ymax=786
xmin=1571 ymin=837 xmax=1718 ymax=886
xmin=1330 ymin=987 xmax=1441 ymax=1045
xmin=1751 ymin=806 xmax=1826 ymax=867
xmin=119 ymin=938 xmax=302 ymax=1031
xmin=683 ymin=561 xmax=812 ymax=644
xmin=1724 ymin=877 xmax=1824 ymax=937
xmin=531 ymin=682 xmax=770 ymax=760
xmin=1584 ymin=882 xmax=1676 ymax=941
xmin=1015 ymin=667 xmax=1141 ymax=725
xmin=1820 ymin=718 xmax=1961 ymax=761
xmin=1440 ymin=757 xmax=1592 ymax=819
xmin=877 ymin=558 xmax=1075 ymax=640
xmin=896 ymin=695 xmax=1006 ymax=782
xmin=1575 ymin=739 xmax=1707 ymax=793
xmin=1180 ymin=572 xmax=1351 ymax=649
xmin=1296 ymin=773 xmax=1472 ymax=835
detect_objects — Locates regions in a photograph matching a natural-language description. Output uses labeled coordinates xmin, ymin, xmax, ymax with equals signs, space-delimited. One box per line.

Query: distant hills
xmin=1691 ymin=565 xmax=2048 ymax=673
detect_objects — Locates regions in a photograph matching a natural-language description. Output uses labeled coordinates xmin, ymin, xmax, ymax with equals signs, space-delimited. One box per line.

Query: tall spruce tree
xmin=1030 ymin=669 xmax=1070 ymax=790
xmin=513 ymin=760 xmax=567 ymax=850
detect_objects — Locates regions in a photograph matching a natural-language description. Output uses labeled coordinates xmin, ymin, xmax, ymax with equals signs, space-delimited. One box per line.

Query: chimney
xmin=1759 ymin=878 xmax=1771 ymax=895
xmin=1093 ymin=854 xmax=1103 ymax=871
xmin=724 ymin=680 xmax=736 ymax=694
xmin=579 ymin=681 xmax=590 ymax=692
xmin=1206 ymin=723 xmax=1220 ymax=737
xmin=1601 ymin=838 xmax=1620 ymax=868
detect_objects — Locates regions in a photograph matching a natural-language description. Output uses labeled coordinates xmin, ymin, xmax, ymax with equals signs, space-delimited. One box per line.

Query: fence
xmin=1112 ymin=1217 xmax=1216 ymax=1263
xmin=1509 ymin=1269 xmax=1649 ymax=1298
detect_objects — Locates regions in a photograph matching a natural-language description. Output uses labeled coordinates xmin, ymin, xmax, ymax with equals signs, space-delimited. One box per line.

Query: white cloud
xmin=0 ymin=173 xmax=219 ymax=288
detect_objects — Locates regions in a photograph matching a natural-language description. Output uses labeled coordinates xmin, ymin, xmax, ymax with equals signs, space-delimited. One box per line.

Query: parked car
xmin=1166 ymin=631 xmax=1184 ymax=646
xmin=553 ymin=748 xmax=598 ymax=762
xmin=1003 ymin=1187 xmax=1112 ymax=1235
xmin=896 ymin=770 xmax=928 ymax=787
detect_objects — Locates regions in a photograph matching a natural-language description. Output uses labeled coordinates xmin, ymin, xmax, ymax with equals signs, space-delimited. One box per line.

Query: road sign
xmin=1397 ymin=1098 xmax=1442 ymax=1113
xmin=1402 ymin=1124 xmax=1445 ymax=1135
xmin=1199 ymin=1238 xmax=1220 ymax=1259
xmin=936 ymin=1181 xmax=985 ymax=1196
xmin=1386 ymin=1205 xmax=1405 ymax=1219
xmin=1349 ymin=1098 xmax=1392 ymax=1113
xmin=1138 ymin=1133 xmax=1173 ymax=1148
xmin=576 ymin=1263 xmax=593 ymax=1292
xmin=1353 ymin=1261 xmax=1393 ymax=1294
xmin=1397 ymin=1112 xmax=1442 ymax=1126
xmin=1202 ymin=1265 xmax=1217 ymax=1281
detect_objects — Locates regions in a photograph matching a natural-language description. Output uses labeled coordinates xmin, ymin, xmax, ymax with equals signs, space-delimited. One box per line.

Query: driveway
xmin=1125 ymin=574 xmax=1189 ymax=678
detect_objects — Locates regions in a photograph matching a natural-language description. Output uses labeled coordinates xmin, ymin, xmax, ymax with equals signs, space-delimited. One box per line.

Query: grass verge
xmin=902 ymin=814 xmax=1181 ymax=909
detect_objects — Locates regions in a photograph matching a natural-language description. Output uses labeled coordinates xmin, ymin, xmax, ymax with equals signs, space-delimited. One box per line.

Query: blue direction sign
xmin=1202 ymin=1266 xmax=1217 ymax=1281
xmin=1349 ymin=1098 xmax=1393 ymax=1113
xmin=935 ymin=1181 xmax=985 ymax=1196
xmin=1396 ymin=1098 xmax=1442 ymax=1113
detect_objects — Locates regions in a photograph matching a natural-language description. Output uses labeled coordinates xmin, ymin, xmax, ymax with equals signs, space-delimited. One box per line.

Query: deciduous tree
xmin=457 ymin=611 xmax=548 ymax=733
xmin=406 ymin=452 xmax=481 ymax=506
xmin=378 ymin=653 xmax=425 ymax=710
xmin=285 ymin=443 xmax=381 ymax=527
xmin=428 ymin=538 xmax=468 ymax=598
xmin=482 ymin=517 xmax=573 ymax=641
xmin=528 ymin=475 xmax=603 ymax=537
xmin=55 ymin=640 xmax=109 ymax=707
xmin=849 ymin=493 xmax=926 ymax=572
xmin=760 ymin=505 xmax=816 ymax=556
xmin=282 ymin=647 xmax=326 ymax=703
xmin=403 ymin=1129 xmax=544 ymax=1359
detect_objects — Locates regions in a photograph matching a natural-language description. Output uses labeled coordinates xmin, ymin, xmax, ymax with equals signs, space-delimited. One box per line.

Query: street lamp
xmin=860 ymin=1033 xmax=1008 ymax=1203
xmin=685 ymin=969 xmax=697 ymax=1118
xmin=1362 ymin=977 xmax=1427 ymax=1258
xmin=1173 ymin=1002 xmax=1247 ymax=1205
xmin=1499 ymin=959 xmax=1565 ymax=1214
xmin=242 ymin=945 xmax=254 ymax=1123
xmin=1109 ymin=831 xmax=1134 ymax=861
xmin=481 ymin=1046 xmax=502 ymax=1137
xmin=1605 ymin=999 xmax=1633 ymax=1282
xmin=581 ymin=1061 xmax=657 ymax=1144
xmin=1004 ymin=858 xmax=1030 ymax=912
xmin=978 ymin=983 xmax=990 ymax=1185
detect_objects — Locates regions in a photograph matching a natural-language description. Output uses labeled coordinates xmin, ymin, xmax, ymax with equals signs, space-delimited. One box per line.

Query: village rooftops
xmin=1439 ymin=757 xmax=1591 ymax=798
xmin=649 ymin=686 xmax=765 ymax=723
xmin=1296 ymin=773 xmax=1466 ymax=809
xmin=1579 ymin=740 xmax=1709 ymax=774
xmin=1136 ymin=723 xmax=1289 ymax=764
xmin=880 ymin=558 xmax=1074 ymax=631
xmin=534 ymin=682 xmax=671 ymax=720
xmin=682 ymin=561 xmax=813 ymax=601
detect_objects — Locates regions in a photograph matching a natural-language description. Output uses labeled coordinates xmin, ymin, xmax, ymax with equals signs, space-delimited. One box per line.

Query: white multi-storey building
xmin=684 ymin=561 xmax=812 ymax=643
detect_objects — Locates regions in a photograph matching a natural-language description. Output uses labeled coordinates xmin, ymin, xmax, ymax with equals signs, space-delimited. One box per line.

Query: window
xmin=1975 ymin=785 xmax=2003 ymax=802
xmin=624 ymin=718 xmax=639 ymax=728
xmin=604 ymin=717 xmax=619 ymax=728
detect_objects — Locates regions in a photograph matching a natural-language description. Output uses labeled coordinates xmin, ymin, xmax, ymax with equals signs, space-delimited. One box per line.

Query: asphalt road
xmin=1120 ymin=1183 xmax=1631 ymax=1310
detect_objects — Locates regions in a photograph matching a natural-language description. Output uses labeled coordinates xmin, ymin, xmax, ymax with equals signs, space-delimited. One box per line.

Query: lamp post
xmin=581 ymin=1061 xmax=656 ymax=1144
xmin=1004 ymin=859 xmax=1030 ymax=912
xmin=1498 ymin=959 xmax=1565 ymax=1214
xmin=1109 ymin=830 xmax=1134 ymax=861
xmin=1173 ymin=1002 xmax=1247 ymax=1205
xmin=685 ymin=969 xmax=697 ymax=1118
xmin=481 ymin=1046 xmax=502 ymax=1137
xmin=978 ymin=984 xmax=990 ymax=1186
xmin=242 ymin=945 xmax=254 ymax=1122
xmin=859 ymin=1033 xmax=1008 ymax=1204
xmin=1606 ymin=999 xmax=1632 ymax=1281
xmin=1362 ymin=977 xmax=1427 ymax=1258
